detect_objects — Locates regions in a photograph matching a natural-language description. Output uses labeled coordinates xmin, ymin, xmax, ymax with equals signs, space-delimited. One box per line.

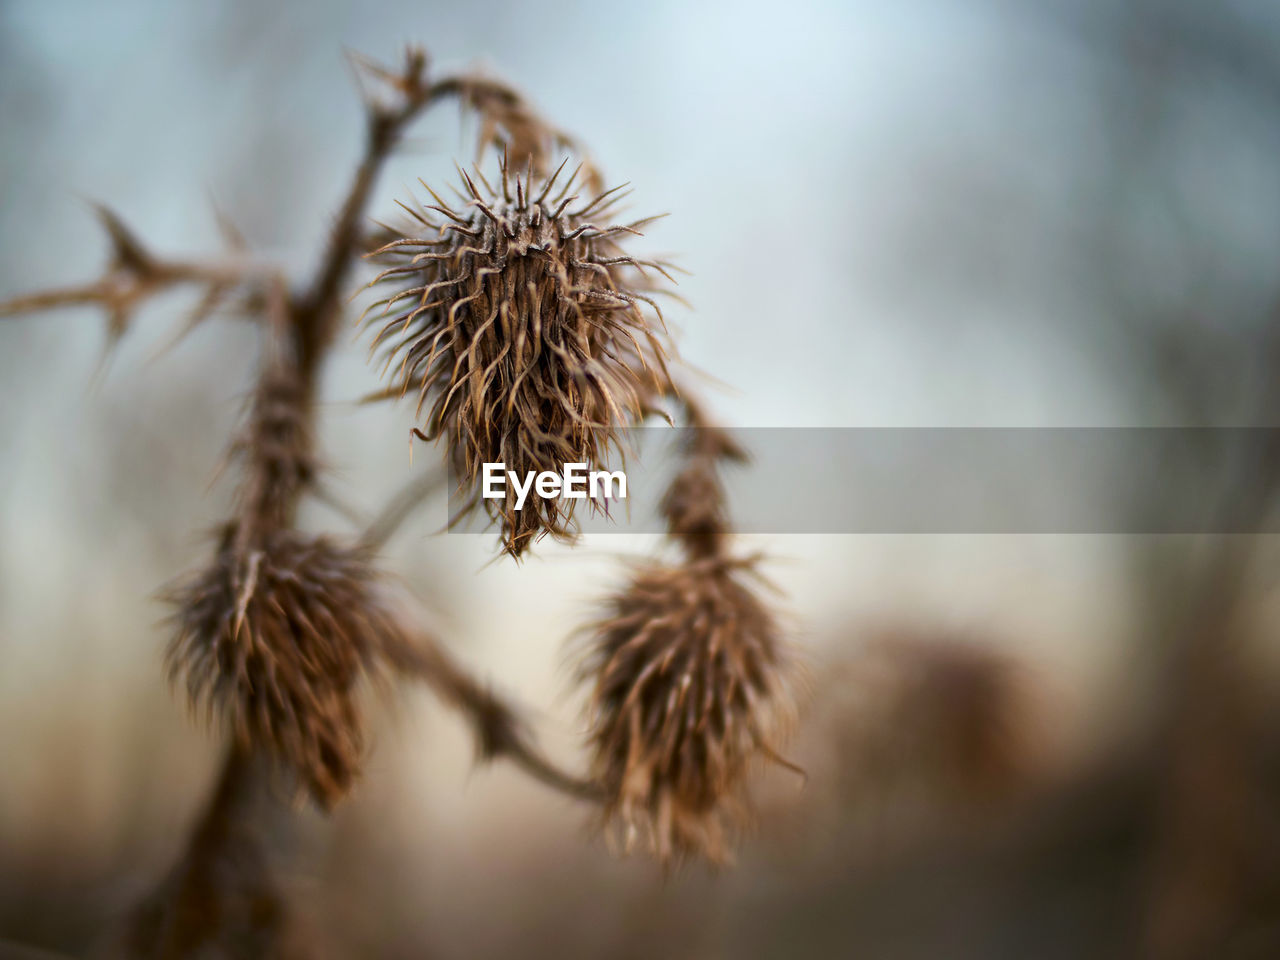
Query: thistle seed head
xmin=580 ymin=556 xmax=793 ymax=866
xmin=364 ymin=159 xmax=675 ymax=557
xmin=165 ymin=527 xmax=396 ymax=808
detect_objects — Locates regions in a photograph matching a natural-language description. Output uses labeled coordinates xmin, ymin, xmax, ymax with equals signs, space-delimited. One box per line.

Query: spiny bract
xmin=363 ymin=158 xmax=675 ymax=557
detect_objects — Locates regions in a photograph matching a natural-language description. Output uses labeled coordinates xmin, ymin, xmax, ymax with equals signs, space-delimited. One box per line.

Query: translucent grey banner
xmin=445 ymin=428 xmax=1280 ymax=534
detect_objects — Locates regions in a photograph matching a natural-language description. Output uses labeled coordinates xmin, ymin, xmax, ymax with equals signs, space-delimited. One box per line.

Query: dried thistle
xmin=580 ymin=555 xmax=794 ymax=866
xmin=363 ymin=159 xmax=676 ymax=557
xmin=165 ymin=526 xmax=396 ymax=809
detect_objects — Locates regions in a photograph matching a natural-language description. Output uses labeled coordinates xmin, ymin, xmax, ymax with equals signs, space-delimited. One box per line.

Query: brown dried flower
xmin=581 ymin=555 xmax=794 ymax=865
xmin=363 ymin=159 xmax=675 ymax=557
xmin=166 ymin=526 xmax=396 ymax=809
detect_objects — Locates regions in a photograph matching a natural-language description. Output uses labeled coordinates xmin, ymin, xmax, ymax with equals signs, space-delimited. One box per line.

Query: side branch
xmin=0 ymin=205 xmax=279 ymax=345
xmin=358 ymin=465 xmax=448 ymax=552
xmin=381 ymin=625 xmax=604 ymax=803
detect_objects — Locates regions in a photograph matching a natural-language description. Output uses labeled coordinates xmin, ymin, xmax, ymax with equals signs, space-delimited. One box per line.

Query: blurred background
xmin=2 ymin=0 xmax=1280 ymax=956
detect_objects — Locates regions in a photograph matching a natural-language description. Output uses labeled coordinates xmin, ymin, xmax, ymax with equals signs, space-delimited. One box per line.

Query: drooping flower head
xmin=363 ymin=158 xmax=675 ymax=557
xmin=580 ymin=555 xmax=794 ymax=865
xmin=166 ymin=527 xmax=396 ymax=808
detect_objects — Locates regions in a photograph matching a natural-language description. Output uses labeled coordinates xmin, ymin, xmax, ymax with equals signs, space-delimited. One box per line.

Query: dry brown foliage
xmin=1 ymin=42 xmax=794 ymax=957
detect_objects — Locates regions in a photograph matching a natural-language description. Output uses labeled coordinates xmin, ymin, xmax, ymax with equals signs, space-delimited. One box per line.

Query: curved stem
xmin=358 ymin=466 xmax=449 ymax=552
xmin=381 ymin=625 xmax=604 ymax=804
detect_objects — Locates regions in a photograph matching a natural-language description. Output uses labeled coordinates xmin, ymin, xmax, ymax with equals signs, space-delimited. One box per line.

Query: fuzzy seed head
xmin=581 ymin=556 xmax=793 ymax=865
xmin=166 ymin=527 xmax=396 ymax=808
xmin=364 ymin=160 xmax=675 ymax=557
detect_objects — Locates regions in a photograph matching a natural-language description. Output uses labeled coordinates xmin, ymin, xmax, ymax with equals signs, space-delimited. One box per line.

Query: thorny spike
xmin=473 ymin=201 xmax=502 ymax=225
xmin=471 ymin=163 xmax=496 ymax=197
xmin=425 ymin=204 xmax=470 ymax=226
xmin=455 ymin=160 xmax=481 ymax=200
xmin=446 ymin=181 xmax=470 ymax=205
xmin=554 ymin=162 xmax=584 ymax=206
xmin=575 ymin=182 xmax=632 ymax=218
xmin=92 ymin=203 xmax=154 ymax=272
xmin=550 ymin=194 xmax=579 ymax=222
xmin=394 ymin=197 xmax=433 ymax=227
xmin=420 ymin=179 xmax=461 ymax=218
xmin=210 ymin=195 xmax=247 ymax=252
xmin=535 ymin=157 xmax=570 ymax=206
